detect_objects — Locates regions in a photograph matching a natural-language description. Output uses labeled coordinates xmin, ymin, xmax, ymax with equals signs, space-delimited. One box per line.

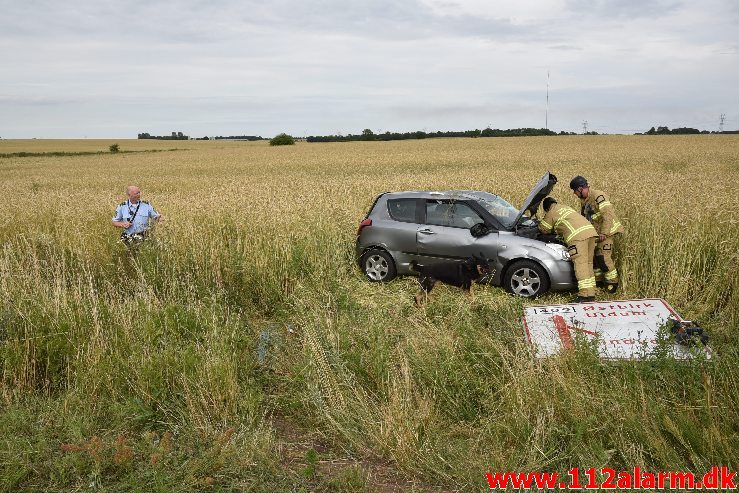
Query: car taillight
xmin=357 ymin=218 xmax=372 ymax=235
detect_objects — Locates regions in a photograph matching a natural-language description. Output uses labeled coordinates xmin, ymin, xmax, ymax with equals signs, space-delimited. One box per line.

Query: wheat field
xmin=1 ymin=136 xmax=738 ymax=491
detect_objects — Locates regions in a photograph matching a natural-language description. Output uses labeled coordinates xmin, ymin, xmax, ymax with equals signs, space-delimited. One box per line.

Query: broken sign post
xmin=522 ymin=298 xmax=709 ymax=359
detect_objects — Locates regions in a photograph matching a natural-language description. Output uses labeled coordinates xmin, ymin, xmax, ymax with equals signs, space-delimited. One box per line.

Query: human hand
xmin=122 ymin=221 xmax=131 ymax=228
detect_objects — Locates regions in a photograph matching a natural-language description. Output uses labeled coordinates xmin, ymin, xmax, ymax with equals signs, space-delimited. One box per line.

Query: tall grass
xmin=1 ymin=136 xmax=738 ymax=491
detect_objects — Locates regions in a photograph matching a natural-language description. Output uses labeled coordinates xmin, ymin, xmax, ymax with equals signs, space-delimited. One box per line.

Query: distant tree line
xmin=146 ymin=134 xmax=266 ymax=141
xmin=137 ymin=126 xmax=737 ymax=143
xmin=213 ymin=135 xmax=265 ymax=141
xmin=636 ymin=126 xmax=739 ymax=135
xmin=138 ymin=132 xmax=189 ymax=140
xmin=305 ymin=127 xmax=567 ymax=142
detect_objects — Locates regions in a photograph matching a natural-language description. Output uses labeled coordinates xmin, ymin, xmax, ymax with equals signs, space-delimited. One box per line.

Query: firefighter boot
xmin=574 ymin=295 xmax=596 ymax=303
xmin=593 ymin=254 xmax=608 ymax=288
xmin=605 ymin=282 xmax=619 ymax=294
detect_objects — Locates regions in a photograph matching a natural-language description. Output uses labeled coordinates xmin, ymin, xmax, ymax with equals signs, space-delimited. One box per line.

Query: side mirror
xmin=470 ymin=223 xmax=491 ymax=238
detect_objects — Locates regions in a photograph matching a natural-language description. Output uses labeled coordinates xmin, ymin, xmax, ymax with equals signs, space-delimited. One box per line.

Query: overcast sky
xmin=1 ymin=0 xmax=737 ymax=138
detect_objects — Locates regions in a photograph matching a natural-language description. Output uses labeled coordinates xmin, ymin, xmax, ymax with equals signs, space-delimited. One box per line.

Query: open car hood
xmin=513 ymin=172 xmax=558 ymax=227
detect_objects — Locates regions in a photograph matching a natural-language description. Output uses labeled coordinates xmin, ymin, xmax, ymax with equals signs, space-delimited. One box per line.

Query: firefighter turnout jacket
xmin=580 ymin=189 xmax=624 ymax=237
xmin=538 ymin=203 xmax=598 ymax=245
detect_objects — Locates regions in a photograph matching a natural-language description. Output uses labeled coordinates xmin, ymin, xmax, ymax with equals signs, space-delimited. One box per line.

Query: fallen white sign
xmin=522 ymin=298 xmax=709 ymax=359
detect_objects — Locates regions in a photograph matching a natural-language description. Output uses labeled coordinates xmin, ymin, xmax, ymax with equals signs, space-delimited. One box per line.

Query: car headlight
xmin=545 ymin=243 xmax=570 ymax=261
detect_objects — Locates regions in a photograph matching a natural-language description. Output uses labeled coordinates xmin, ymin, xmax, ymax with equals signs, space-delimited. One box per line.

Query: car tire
xmin=360 ymin=249 xmax=397 ymax=282
xmin=503 ymin=259 xmax=550 ymax=297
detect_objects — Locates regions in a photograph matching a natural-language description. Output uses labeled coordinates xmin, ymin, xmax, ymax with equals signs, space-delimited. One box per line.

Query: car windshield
xmin=472 ymin=193 xmax=521 ymax=229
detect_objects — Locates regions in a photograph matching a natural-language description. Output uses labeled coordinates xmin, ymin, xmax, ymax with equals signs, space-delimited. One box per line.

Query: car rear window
xmin=387 ymin=198 xmax=417 ymax=222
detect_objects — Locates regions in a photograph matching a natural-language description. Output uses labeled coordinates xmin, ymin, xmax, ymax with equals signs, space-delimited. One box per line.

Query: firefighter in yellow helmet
xmin=538 ymin=197 xmax=598 ymax=301
xmin=569 ymin=176 xmax=625 ymax=293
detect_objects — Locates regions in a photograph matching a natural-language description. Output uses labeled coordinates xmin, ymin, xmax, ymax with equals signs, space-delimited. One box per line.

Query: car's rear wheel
xmin=360 ymin=249 xmax=397 ymax=282
xmin=503 ymin=259 xmax=549 ymax=297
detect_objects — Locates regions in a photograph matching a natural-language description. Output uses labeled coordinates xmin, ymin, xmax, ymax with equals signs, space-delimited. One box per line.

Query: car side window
xmin=387 ymin=198 xmax=418 ymax=223
xmin=425 ymin=200 xmax=482 ymax=228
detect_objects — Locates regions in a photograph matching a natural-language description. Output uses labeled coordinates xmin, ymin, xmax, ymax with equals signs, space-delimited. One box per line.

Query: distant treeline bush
xmin=306 ymin=127 xmax=567 ymax=142
xmin=637 ymin=126 xmax=739 ymax=135
xmin=138 ymin=132 xmax=189 ymax=140
xmin=270 ymin=133 xmax=295 ymax=146
xmin=213 ymin=135 xmax=265 ymax=141
xmin=190 ymin=135 xmax=266 ymax=141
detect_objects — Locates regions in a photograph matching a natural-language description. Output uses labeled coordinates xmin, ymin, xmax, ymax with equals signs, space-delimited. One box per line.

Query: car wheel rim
xmin=365 ymin=255 xmax=389 ymax=280
xmin=510 ymin=267 xmax=540 ymax=297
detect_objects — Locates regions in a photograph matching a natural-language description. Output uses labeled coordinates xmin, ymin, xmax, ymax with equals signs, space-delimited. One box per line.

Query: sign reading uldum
xmin=522 ymin=298 xmax=706 ymax=359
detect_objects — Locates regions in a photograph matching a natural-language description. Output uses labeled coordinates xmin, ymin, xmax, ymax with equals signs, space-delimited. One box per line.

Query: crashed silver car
xmin=355 ymin=172 xmax=575 ymax=297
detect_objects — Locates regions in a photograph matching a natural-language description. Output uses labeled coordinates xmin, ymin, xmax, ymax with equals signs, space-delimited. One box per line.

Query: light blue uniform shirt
xmin=113 ymin=200 xmax=160 ymax=235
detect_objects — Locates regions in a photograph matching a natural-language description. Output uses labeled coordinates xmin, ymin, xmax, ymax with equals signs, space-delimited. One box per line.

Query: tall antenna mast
xmin=719 ymin=113 xmax=726 ymax=133
xmin=545 ymin=70 xmax=550 ymax=130
xmin=582 ymin=120 xmax=588 ymax=134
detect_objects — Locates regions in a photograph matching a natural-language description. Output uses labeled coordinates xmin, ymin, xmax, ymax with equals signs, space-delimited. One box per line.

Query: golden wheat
xmin=1 ymin=135 xmax=738 ymax=490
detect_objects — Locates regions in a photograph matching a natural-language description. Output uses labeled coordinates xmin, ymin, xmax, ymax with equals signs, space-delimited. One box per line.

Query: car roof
xmin=381 ymin=190 xmax=500 ymax=200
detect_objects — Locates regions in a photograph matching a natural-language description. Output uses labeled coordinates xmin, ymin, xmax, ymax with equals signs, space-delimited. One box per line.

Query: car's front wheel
xmin=360 ymin=249 xmax=397 ymax=282
xmin=503 ymin=259 xmax=550 ymax=297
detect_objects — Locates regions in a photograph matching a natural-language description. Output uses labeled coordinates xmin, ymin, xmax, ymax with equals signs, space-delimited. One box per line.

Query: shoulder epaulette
xmin=142 ymin=200 xmax=150 ymax=204
xmin=119 ymin=201 xmax=126 ymax=206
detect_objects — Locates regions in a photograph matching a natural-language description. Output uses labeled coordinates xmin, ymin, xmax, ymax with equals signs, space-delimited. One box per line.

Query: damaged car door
xmin=416 ymin=198 xmax=499 ymax=264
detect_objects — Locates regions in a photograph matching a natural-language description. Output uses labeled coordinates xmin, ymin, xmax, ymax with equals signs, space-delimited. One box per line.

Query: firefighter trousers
xmin=594 ymin=234 xmax=620 ymax=285
xmin=568 ymin=237 xmax=597 ymax=297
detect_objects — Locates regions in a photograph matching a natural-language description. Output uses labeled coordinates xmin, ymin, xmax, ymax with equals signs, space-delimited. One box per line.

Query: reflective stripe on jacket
xmin=538 ymin=204 xmax=598 ymax=245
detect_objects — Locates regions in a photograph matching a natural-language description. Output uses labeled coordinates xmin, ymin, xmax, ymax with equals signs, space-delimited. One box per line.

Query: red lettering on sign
xmin=552 ymin=315 xmax=573 ymax=349
xmin=552 ymin=316 xmax=598 ymax=350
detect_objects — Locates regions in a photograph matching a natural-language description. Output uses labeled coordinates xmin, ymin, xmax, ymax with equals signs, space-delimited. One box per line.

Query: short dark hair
xmin=543 ymin=197 xmax=557 ymax=211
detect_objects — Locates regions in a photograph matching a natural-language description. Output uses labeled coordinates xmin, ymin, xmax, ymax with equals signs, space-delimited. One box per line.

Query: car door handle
xmin=418 ymin=229 xmax=435 ymax=234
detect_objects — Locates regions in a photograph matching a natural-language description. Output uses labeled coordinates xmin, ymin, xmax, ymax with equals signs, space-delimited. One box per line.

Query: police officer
xmin=112 ymin=185 xmax=163 ymax=245
xmin=569 ymin=176 xmax=624 ymax=293
xmin=538 ymin=197 xmax=598 ymax=301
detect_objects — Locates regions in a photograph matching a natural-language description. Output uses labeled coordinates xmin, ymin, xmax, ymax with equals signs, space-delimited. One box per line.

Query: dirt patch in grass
xmin=273 ymin=416 xmax=451 ymax=493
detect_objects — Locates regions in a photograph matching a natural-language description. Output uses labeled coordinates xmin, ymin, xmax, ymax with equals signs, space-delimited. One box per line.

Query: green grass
xmin=1 ymin=217 xmax=736 ymax=491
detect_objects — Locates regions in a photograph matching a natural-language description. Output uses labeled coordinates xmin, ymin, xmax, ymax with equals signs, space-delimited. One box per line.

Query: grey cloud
xmin=0 ymin=0 xmax=737 ymax=138
xmin=714 ymin=43 xmax=739 ymax=55
xmin=564 ymin=0 xmax=684 ymax=19
xmin=0 ymin=95 xmax=85 ymax=106
xmin=265 ymin=0 xmax=527 ymax=41
xmin=549 ymin=44 xmax=583 ymax=51
xmin=389 ymin=102 xmax=534 ymax=120
xmin=0 ymin=0 xmax=542 ymax=45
